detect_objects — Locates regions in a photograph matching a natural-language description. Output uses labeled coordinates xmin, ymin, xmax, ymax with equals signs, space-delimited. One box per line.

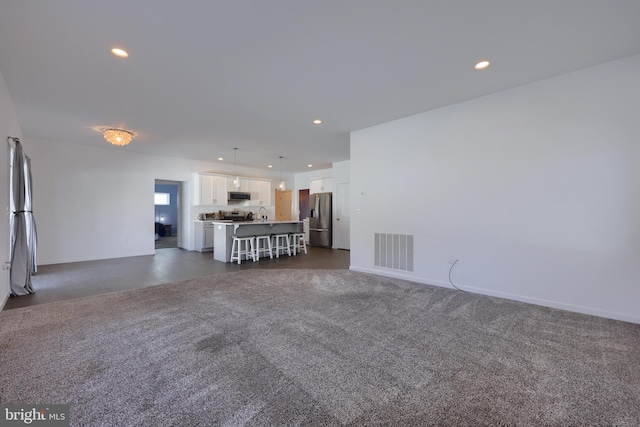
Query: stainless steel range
xmin=222 ymin=211 xmax=253 ymax=222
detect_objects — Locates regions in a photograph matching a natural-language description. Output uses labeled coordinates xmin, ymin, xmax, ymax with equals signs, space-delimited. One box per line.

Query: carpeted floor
xmin=1 ymin=269 xmax=639 ymax=426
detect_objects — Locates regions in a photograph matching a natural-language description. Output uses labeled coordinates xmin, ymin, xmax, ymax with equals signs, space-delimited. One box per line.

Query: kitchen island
xmin=212 ymin=221 xmax=302 ymax=263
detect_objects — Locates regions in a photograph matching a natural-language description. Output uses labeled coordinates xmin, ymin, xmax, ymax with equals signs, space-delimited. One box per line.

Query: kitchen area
xmin=192 ymin=171 xmax=335 ymax=263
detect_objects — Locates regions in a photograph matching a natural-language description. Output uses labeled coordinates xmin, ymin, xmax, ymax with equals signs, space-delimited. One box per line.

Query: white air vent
xmin=374 ymin=233 xmax=413 ymax=272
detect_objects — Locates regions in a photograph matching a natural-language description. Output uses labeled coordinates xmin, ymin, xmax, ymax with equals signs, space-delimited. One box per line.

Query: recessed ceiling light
xmin=474 ymin=60 xmax=490 ymax=70
xmin=218 ymin=157 xmax=224 ymax=161
xmin=111 ymin=48 xmax=129 ymax=58
xmin=308 ymin=164 xmax=313 ymax=168
xmin=268 ymin=165 xmax=273 ymax=168
xmin=313 ymin=119 xmax=322 ymax=125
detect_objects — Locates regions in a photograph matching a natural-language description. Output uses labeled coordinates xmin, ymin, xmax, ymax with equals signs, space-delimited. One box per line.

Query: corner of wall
xmin=0 ymin=288 xmax=8 ymax=311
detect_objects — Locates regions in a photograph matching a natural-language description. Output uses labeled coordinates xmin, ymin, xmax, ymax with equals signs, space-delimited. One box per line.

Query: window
xmin=154 ymin=192 xmax=170 ymax=205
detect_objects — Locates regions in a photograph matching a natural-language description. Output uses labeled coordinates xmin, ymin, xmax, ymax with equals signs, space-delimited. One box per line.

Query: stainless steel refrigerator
xmin=309 ymin=192 xmax=332 ymax=247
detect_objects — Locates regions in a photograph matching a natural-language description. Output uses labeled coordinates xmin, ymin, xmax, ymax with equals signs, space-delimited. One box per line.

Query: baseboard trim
xmin=349 ymin=266 xmax=640 ymax=325
xmin=349 ymin=266 xmax=448 ymax=288
xmin=0 ymin=292 xmax=8 ymax=311
xmin=38 ymin=251 xmax=156 ymax=266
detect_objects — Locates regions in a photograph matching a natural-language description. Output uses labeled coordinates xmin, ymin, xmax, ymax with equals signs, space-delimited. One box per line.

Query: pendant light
xmin=233 ymin=147 xmax=240 ymax=189
xmin=279 ymin=156 xmax=285 ymax=190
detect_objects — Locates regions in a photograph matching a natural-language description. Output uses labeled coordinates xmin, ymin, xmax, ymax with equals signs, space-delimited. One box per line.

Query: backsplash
xmin=195 ymin=206 xmax=275 ymax=221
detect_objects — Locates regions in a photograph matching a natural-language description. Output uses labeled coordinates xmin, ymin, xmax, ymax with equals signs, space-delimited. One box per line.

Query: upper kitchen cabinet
xmin=227 ymin=177 xmax=250 ymax=193
xmin=194 ymin=173 xmax=229 ymax=206
xmin=228 ymin=178 xmax=272 ymax=206
xmin=249 ymin=180 xmax=272 ymax=206
xmin=195 ymin=173 xmax=272 ymax=206
xmin=310 ymin=178 xmax=333 ymax=194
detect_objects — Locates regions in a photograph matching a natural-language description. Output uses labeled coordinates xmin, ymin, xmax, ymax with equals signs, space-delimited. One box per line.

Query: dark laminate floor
xmin=4 ymin=246 xmax=350 ymax=310
xmin=155 ymin=234 xmax=178 ymax=249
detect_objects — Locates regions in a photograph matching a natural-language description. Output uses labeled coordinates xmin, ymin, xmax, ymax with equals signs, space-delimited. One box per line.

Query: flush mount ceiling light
xmin=474 ymin=60 xmax=490 ymax=70
xmin=313 ymin=119 xmax=322 ymax=125
xmin=103 ymin=128 xmax=134 ymax=146
xmin=111 ymin=48 xmax=129 ymax=58
xmin=308 ymin=164 xmax=313 ymax=168
xmin=218 ymin=157 xmax=224 ymax=161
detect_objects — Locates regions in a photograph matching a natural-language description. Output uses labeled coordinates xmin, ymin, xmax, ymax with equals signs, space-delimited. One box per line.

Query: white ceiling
xmin=1 ymin=1 xmax=639 ymax=173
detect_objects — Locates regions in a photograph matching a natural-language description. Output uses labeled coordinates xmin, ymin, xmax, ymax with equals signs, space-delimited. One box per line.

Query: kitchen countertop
xmin=212 ymin=220 xmax=300 ymax=224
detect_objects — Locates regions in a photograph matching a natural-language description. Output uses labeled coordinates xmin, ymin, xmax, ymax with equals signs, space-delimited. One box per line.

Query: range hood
xmin=228 ymin=191 xmax=251 ymax=201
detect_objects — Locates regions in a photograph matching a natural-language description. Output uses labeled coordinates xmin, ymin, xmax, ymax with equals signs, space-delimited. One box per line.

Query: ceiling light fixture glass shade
xmin=279 ymin=156 xmax=285 ymax=190
xmin=103 ymin=128 xmax=134 ymax=146
xmin=233 ymin=147 xmax=240 ymax=189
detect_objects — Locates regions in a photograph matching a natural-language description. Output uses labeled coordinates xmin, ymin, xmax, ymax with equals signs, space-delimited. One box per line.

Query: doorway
xmin=299 ymin=189 xmax=310 ymax=220
xmin=154 ymin=180 xmax=180 ymax=250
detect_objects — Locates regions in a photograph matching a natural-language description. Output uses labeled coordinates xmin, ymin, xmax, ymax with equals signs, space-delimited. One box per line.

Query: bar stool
xmin=230 ymin=236 xmax=256 ymax=264
xmin=254 ymin=234 xmax=273 ymax=260
xmin=272 ymin=234 xmax=291 ymax=258
xmin=290 ymin=232 xmax=307 ymax=255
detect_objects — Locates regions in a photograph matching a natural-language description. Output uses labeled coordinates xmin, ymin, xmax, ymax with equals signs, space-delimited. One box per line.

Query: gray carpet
xmin=1 ymin=269 xmax=639 ymax=426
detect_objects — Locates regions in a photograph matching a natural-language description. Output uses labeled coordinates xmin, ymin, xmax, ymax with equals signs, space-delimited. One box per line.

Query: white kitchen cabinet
xmin=303 ymin=218 xmax=309 ymax=243
xmin=227 ymin=177 xmax=250 ymax=193
xmin=259 ymin=180 xmax=272 ymax=206
xmin=194 ymin=221 xmax=214 ymax=252
xmin=204 ymin=225 xmax=214 ymax=248
xmin=195 ymin=173 xmax=272 ymax=206
xmin=194 ymin=173 xmax=228 ymax=206
xmin=310 ymin=178 xmax=333 ymax=194
xmin=196 ymin=174 xmax=213 ymax=205
xmin=249 ymin=180 xmax=272 ymax=206
xmin=212 ymin=176 xmax=229 ymax=204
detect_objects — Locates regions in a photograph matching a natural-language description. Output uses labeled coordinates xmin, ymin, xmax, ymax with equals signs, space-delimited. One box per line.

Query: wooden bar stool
xmin=271 ymin=234 xmax=291 ymax=258
xmin=230 ymin=236 xmax=256 ymax=264
xmin=255 ymin=235 xmax=273 ymax=260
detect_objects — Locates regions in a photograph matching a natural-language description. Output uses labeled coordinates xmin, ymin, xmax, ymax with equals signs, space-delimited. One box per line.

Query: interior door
xmin=275 ymin=189 xmax=292 ymax=221
xmin=335 ymin=183 xmax=350 ymax=250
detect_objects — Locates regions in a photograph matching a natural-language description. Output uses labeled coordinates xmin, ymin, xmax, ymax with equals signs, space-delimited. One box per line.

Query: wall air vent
xmin=374 ymin=233 xmax=413 ymax=272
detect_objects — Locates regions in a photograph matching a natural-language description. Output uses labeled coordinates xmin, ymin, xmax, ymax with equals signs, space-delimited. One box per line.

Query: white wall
xmin=23 ymin=137 xmax=288 ymax=264
xmin=332 ymin=160 xmax=349 ymax=185
xmin=351 ymin=54 xmax=640 ymax=324
xmin=0 ymin=66 xmax=23 ymax=308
